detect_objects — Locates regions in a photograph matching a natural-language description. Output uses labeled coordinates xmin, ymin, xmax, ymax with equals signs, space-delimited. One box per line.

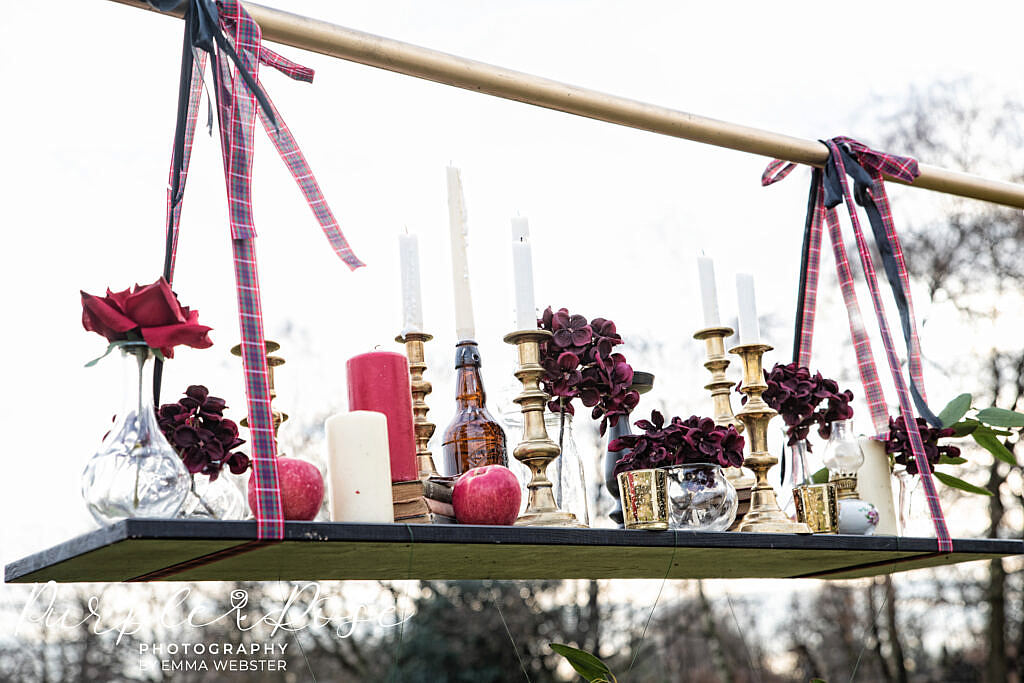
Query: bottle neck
xmin=454 ymin=341 xmax=487 ymax=408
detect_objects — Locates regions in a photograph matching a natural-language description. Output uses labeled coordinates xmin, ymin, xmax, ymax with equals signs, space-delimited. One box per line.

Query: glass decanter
xmin=81 ymin=343 xmax=190 ymax=525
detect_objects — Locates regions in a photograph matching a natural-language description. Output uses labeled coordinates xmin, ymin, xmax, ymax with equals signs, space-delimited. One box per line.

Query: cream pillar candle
xmin=446 ymin=166 xmax=476 ymax=341
xmin=511 ymin=216 xmax=537 ymax=331
xmin=325 ymin=411 xmax=395 ymax=523
xmin=856 ymin=436 xmax=898 ymax=535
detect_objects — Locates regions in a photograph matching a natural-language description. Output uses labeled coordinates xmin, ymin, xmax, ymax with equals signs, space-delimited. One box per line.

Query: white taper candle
xmin=446 ymin=166 xmax=476 ymax=341
xmin=697 ymin=256 xmax=720 ymax=327
xmin=398 ymin=233 xmax=424 ymax=335
xmin=511 ymin=216 xmax=537 ymax=331
xmin=325 ymin=411 xmax=395 ymax=523
xmin=736 ymin=273 xmax=760 ymax=344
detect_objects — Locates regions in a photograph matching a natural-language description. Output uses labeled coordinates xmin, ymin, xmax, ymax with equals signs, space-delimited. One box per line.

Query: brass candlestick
xmin=730 ymin=342 xmax=811 ymax=534
xmin=231 ymin=341 xmax=289 ymax=439
xmin=503 ymin=329 xmax=584 ymax=527
xmin=694 ymin=326 xmax=754 ymax=489
xmin=395 ymin=332 xmax=438 ymax=479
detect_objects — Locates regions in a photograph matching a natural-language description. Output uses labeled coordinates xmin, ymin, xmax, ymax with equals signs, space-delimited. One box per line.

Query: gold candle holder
xmin=730 ymin=342 xmax=811 ymax=534
xmin=503 ymin=329 xmax=584 ymax=527
xmin=694 ymin=326 xmax=754 ymax=489
xmin=231 ymin=340 xmax=289 ymax=439
xmin=395 ymin=332 xmax=438 ymax=479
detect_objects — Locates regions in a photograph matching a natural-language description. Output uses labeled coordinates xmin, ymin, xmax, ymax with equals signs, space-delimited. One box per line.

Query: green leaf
xmin=976 ymin=407 xmax=1024 ymax=428
xmin=972 ymin=428 xmax=1017 ymax=465
xmin=937 ymin=455 xmax=968 ymax=466
xmin=550 ymin=644 xmax=615 ymax=683
xmin=84 ymin=340 xmax=134 ymax=368
xmin=809 ymin=467 xmax=830 ymax=484
xmin=810 ymin=679 xmax=828 ymax=683
xmin=933 ymin=471 xmax=993 ymax=496
xmin=950 ymin=419 xmax=980 ymax=438
xmin=938 ymin=393 xmax=973 ymax=428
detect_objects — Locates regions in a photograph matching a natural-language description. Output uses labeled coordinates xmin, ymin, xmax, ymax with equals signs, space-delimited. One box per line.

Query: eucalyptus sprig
xmin=550 ymin=644 xmax=616 ymax=683
xmin=883 ymin=393 xmax=1023 ymax=496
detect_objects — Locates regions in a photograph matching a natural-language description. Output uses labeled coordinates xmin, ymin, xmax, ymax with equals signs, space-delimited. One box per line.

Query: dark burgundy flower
xmin=157 ymin=385 xmax=249 ymax=479
xmin=612 ymin=410 xmax=745 ymax=474
xmin=754 ymin=362 xmax=854 ymax=448
xmin=551 ymin=309 xmax=593 ymax=349
xmin=538 ymin=306 xmax=637 ymax=434
xmin=885 ymin=414 xmax=958 ymax=475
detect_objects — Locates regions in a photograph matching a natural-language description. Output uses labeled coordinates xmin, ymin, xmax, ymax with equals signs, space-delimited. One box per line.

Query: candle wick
xmin=404 ymin=225 xmax=409 ymax=235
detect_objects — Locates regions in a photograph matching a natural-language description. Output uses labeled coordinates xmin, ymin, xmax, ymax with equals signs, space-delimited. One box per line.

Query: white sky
xmin=2 ymin=0 xmax=1023 ymax=608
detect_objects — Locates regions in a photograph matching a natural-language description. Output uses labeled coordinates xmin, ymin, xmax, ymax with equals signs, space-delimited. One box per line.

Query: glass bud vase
xmin=180 ymin=473 xmax=246 ymax=520
xmin=779 ymin=436 xmax=812 ymax=519
xmin=500 ymin=405 xmax=590 ymax=527
xmin=665 ymin=463 xmax=737 ymax=531
xmin=81 ymin=343 xmax=190 ymax=526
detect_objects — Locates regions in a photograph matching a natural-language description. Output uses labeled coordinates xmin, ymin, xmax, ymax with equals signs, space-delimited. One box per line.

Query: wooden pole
xmin=111 ymin=0 xmax=1024 ymax=210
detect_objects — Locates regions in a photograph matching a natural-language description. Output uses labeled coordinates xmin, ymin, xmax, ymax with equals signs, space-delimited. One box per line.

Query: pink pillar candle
xmin=346 ymin=351 xmax=418 ymax=482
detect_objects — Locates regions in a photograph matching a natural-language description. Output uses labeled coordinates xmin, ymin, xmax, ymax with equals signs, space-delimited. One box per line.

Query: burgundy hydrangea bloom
xmin=884 ymin=414 xmax=959 ymax=475
xmin=157 ymin=385 xmax=249 ymax=480
xmin=538 ymin=306 xmax=638 ymax=434
xmin=752 ymin=362 xmax=854 ymax=448
xmin=610 ymin=410 xmax=745 ymax=475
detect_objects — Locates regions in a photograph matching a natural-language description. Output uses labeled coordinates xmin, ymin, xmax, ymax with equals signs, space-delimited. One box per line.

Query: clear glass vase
xmin=81 ymin=343 xmax=190 ymax=525
xmin=779 ymin=436 xmax=812 ymax=519
xmin=502 ymin=407 xmax=590 ymax=527
xmin=180 ymin=473 xmax=246 ymax=520
xmin=665 ymin=463 xmax=737 ymax=531
xmin=895 ymin=466 xmax=933 ymax=537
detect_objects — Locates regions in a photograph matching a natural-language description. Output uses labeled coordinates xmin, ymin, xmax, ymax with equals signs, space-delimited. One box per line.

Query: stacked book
xmin=392 ymin=477 xmax=458 ymax=524
xmin=727 ymin=485 xmax=753 ymax=531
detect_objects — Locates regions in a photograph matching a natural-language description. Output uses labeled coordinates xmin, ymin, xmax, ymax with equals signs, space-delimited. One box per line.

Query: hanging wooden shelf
xmin=5 ymin=519 xmax=1020 ymax=583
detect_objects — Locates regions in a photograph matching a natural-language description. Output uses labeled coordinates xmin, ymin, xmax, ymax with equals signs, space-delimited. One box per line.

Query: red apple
xmin=452 ymin=465 xmax=522 ymax=525
xmin=247 ymin=457 xmax=324 ymax=521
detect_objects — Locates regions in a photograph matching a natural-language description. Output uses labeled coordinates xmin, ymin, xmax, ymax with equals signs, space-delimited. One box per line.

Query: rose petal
xmin=124 ymin=278 xmax=186 ymax=328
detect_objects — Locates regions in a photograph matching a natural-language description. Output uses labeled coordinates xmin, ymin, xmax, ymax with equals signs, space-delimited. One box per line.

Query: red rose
xmin=81 ymin=277 xmax=213 ymax=358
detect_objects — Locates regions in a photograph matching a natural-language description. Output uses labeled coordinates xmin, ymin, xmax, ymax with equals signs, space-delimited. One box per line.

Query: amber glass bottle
xmin=442 ymin=341 xmax=508 ymax=475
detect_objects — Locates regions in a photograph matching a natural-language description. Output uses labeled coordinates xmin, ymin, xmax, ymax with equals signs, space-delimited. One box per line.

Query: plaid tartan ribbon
xmin=763 ymin=137 xmax=951 ymax=552
xmin=158 ymin=0 xmax=363 ymax=539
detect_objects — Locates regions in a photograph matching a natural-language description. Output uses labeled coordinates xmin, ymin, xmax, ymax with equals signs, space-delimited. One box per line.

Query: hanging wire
xmin=387 ymin=525 xmax=416 ymax=682
xmin=848 ymin=580 xmax=890 ymax=683
xmin=726 ymin=592 xmax=762 ymax=683
xmin=278 ymin=575 xmax=318 ymax=682
xmin=494 ymin=585 xmax=532 ymax=682
xmin=627 ymin=533 xmax=678 ymax=673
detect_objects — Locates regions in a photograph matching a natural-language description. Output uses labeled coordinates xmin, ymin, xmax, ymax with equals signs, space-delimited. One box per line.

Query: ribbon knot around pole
xmin=762 ymin=137 xmax=952 ymax=552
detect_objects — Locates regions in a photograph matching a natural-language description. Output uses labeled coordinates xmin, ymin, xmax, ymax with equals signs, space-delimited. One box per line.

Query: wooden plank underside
xmin=6 ymin=520 xmax=1022 ymax=583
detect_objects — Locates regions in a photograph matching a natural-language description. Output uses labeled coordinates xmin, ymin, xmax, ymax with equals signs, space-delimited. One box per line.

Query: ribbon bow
xmin=152 ymin=0 xmax=363 ymax=540
xmin=763 ymin=137 xmax=951 ymax=552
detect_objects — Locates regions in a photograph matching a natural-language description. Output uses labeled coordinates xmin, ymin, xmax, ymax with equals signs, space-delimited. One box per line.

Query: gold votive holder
xmin=396 ymin=331 xmax=438 ymax=479
xmin=793 ymin=483 xmax=839 ymax=534
xmin=617 ymin=469 xmax=669 ymax=530
xmin=504 ymin=329 xmax=585 ymax=527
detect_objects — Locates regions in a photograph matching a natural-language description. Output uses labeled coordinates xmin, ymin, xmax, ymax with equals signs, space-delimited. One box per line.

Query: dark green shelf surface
xmin=5 ymin=519 xmax=1021 ymax=583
